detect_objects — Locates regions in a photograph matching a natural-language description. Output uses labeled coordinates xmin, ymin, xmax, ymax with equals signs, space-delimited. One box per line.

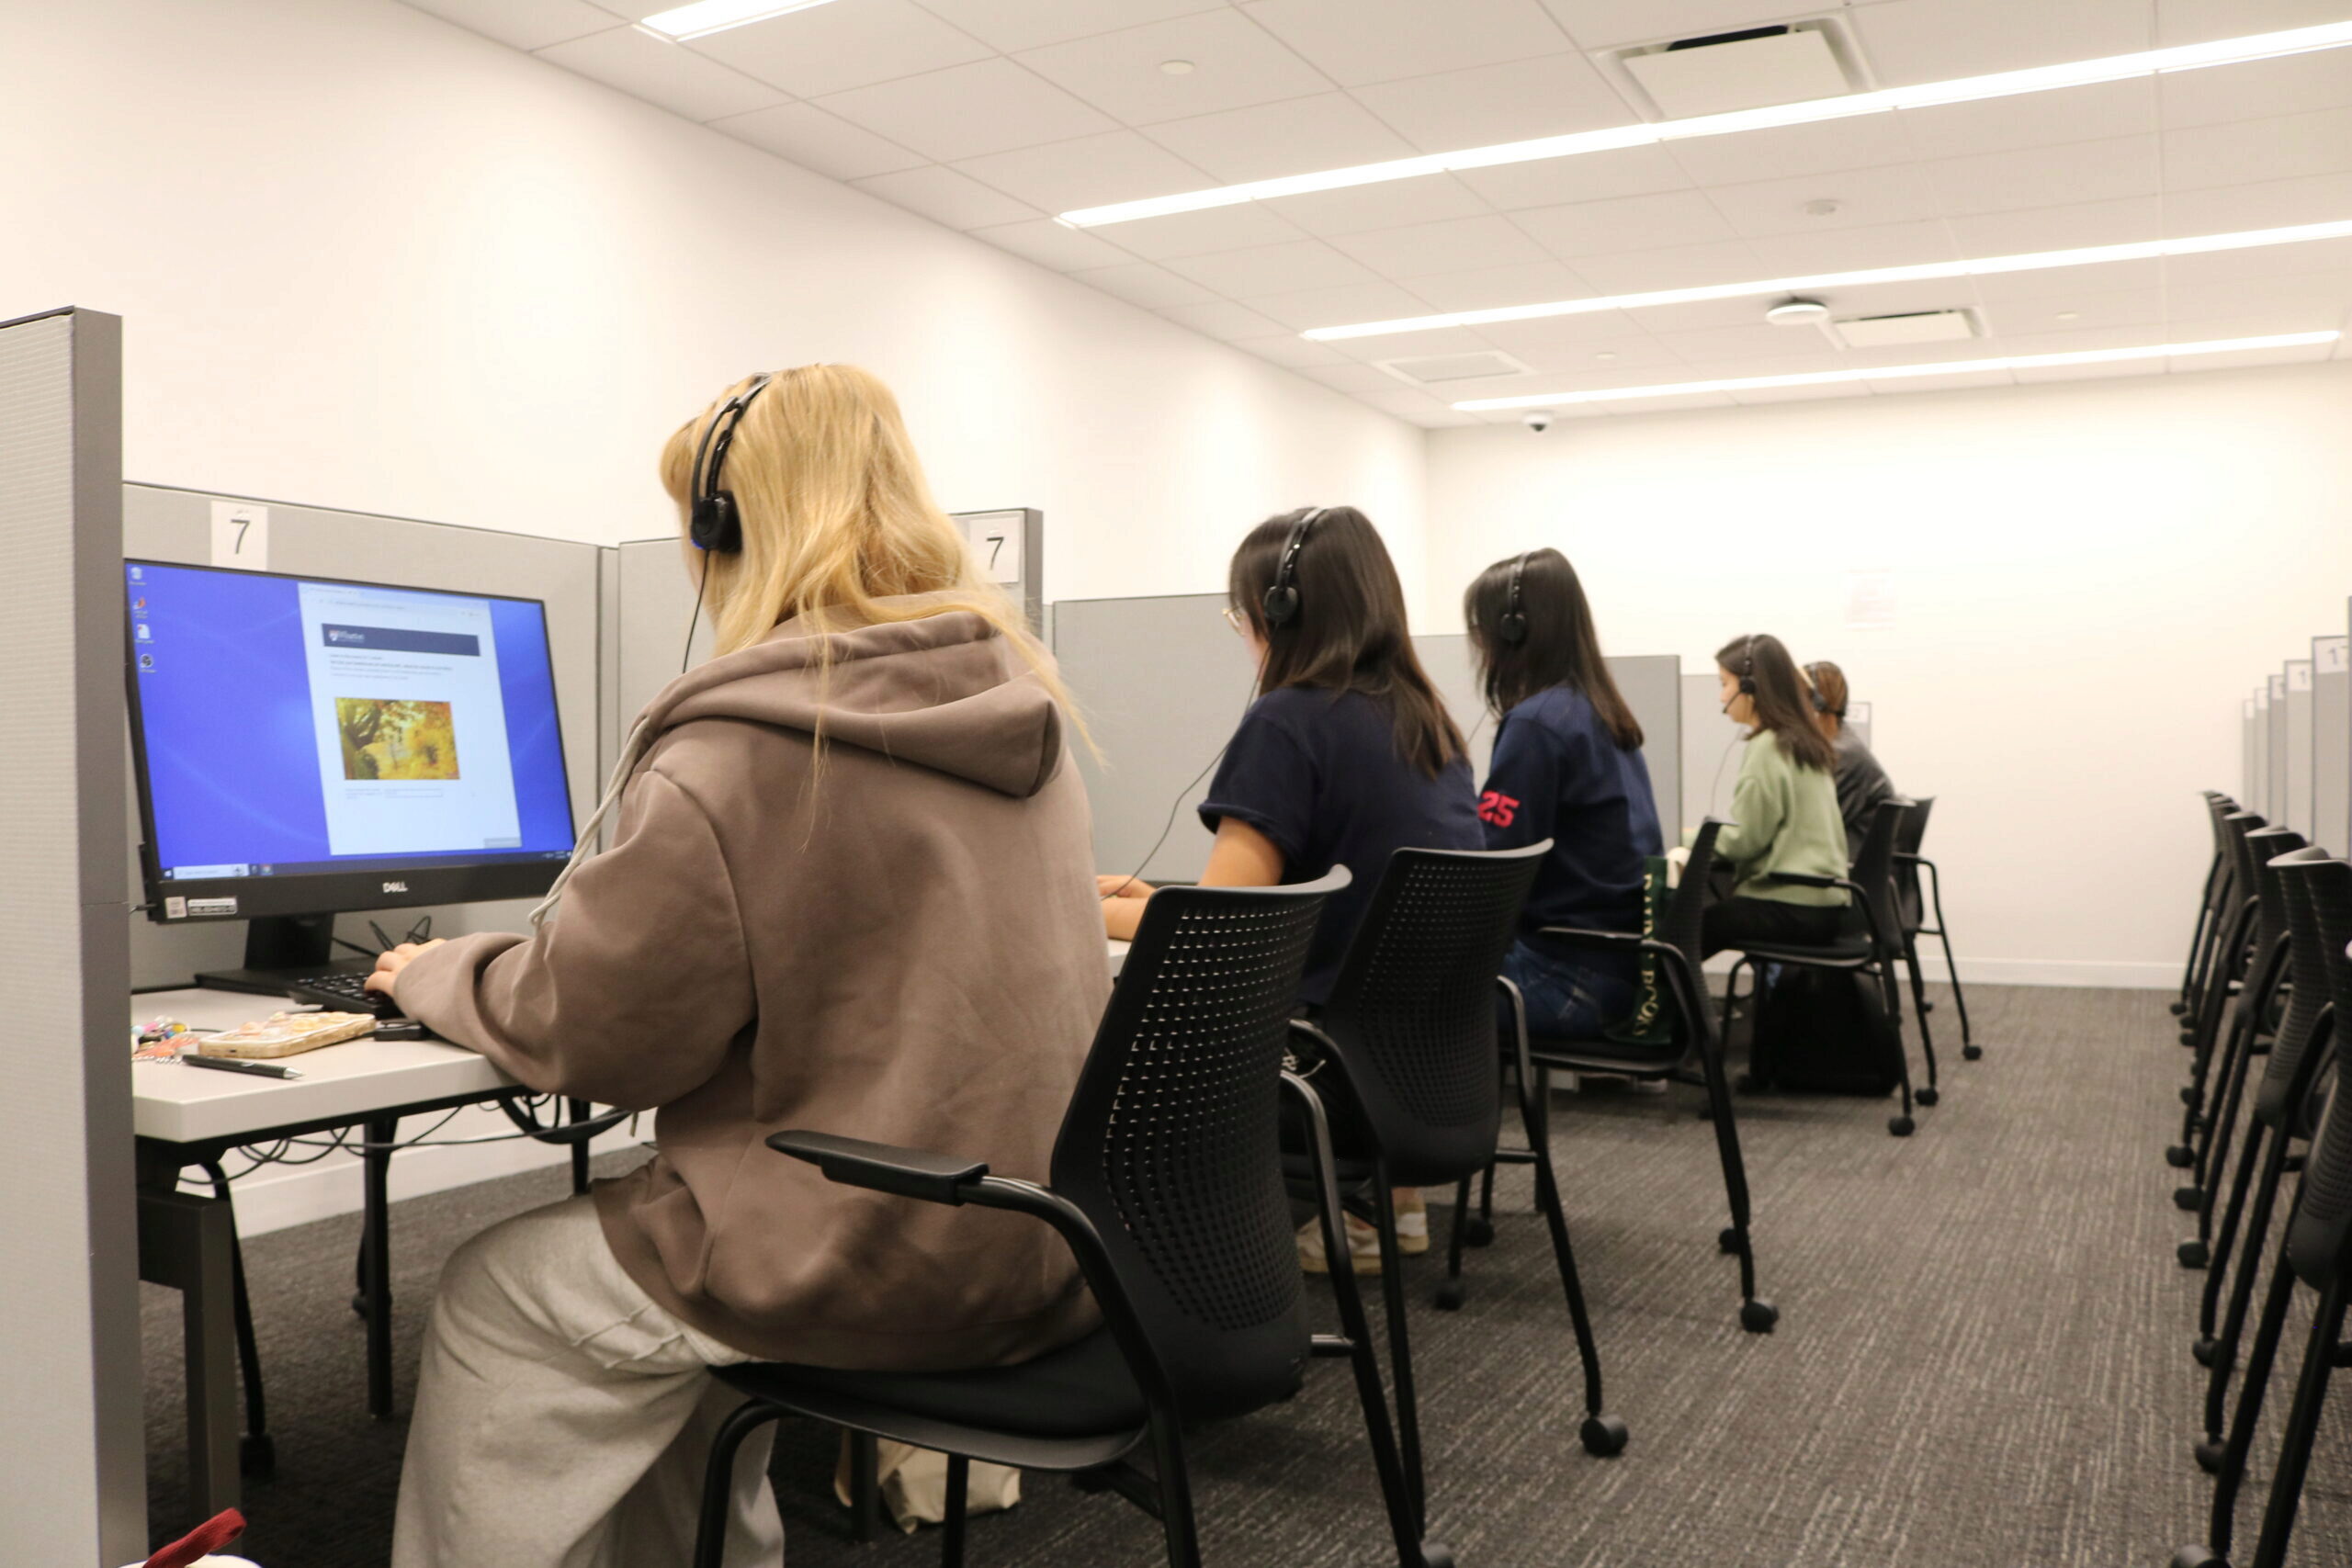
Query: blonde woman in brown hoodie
xmin=366 ymin=366 xmax=1108 ymax=1568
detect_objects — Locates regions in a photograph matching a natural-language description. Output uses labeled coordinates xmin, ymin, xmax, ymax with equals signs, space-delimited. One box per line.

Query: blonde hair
xmin=659 ymin=365 xmax=1069 ymax=710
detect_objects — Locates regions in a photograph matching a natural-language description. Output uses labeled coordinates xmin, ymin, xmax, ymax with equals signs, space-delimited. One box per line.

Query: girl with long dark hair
xmin=1804 ymin=659 xmax=1897 ymax=852
xmin=1703 ymin=633 xmax=1848 ymax=957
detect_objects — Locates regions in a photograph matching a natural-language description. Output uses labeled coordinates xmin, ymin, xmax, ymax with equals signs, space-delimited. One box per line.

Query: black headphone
xmin=1496 ymin=551 xmax=1532 ymax=646
xmin=1737 ymin=634 xmax=1759 ymax=696
xmin=687 ymin=372 xmax=775 ymax=554
xmin=1261 ymin=506 xmax=1329 ymax=627
xmin=1804 ymin=660 xmax=1841 ymax=716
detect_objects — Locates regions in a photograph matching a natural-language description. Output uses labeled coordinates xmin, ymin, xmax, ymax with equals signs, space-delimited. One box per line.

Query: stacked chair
xmin=2172 ymin=811 xmax=2270 ymax=1179
xmin=2172 ymin=848 xmax=2351 ymax=1568
xmin=1893 ymin=795 xmax=1983 ymax=1064
xmin=2174 ymin=794 xmax=2241 ymax=1030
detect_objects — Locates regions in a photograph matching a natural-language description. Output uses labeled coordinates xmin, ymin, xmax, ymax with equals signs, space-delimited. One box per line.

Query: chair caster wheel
xmin=1579 ymin=1414 xmax=1629 ymax=1457
xmin=351 ymin=1290 xmax=369 ymax=1319
xmin=1463 ymin=1217 xmax=1494 ymax=1247
xmin=1433 ymin=1280 xmax=1464 ymax=1312
xmin=240 ymin=1432 xmax=276 ymax=1481
xmin=2170 ymin=1001 xmax=2188 ymax=1016
xmin=1962 ymin=1044 xmax=1982 ymax=1061
xmin=2174 ymin=1186 xmax=2204 ymax=1212
xmin=1915 ymin=1086 xmax=1939 ymax=1107
xmin=1414 ymin=1543 xmax=1457 ymax=1568
xmin=1888 ymin=1115 xmax=1915 ymax=1137
xmin=2169 ymin=1547 xmax=2227 ymax=1568
xmin=1739 ymin=1299 xmax=1779 ymax=1334
xmin=2177 ymin=1241 xmax=2209 ymax=1269
xmin=2193 ymin=1438 xmax=2226 ymax=1474
xmin=2192 ymin=1337 xmax=2218 ymax=1368
xmin=2166 ymin=1145 xmax=2196 ymax=1168
xmin=2180 ymin=1086 xmax=2199 ymax=1106
xmin=1718 ymin=1226 xmax=1744 ymax=1255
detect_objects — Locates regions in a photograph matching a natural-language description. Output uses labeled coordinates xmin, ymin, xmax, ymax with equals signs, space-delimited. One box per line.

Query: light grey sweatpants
xmin=391 ymin=1194 xmax=786 ymax=1568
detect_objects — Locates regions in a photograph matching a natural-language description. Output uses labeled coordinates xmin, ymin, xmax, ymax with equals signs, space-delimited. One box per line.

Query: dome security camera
xmin=1522 ymin=410 xmax=1554 ymax=433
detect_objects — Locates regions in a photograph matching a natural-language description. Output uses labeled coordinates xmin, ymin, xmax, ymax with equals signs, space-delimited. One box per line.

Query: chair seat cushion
xmin=716 ymin=1325 xmax=1148 ymax=1441
xmin=1526 ymin=1032 xmax=1678 ymax=1069
xmin=1736 ymin=933 xmax=1873 ymax=964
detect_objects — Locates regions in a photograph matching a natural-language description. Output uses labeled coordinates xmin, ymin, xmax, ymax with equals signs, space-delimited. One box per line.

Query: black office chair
xmin=2190 ymin=848 xmax=2337 ymax=1468
xmin=1892 ymin=796 xmax=1980 ymax=1063
xmin=1447 ymin=820 xmax=1774 ymax=1334
xmin=2176 ymin=793 xmax=2238 ymax=1023
xmin=2170 ymin=852 xmax=2352 ymax=1568
xmin=684 ymin=871 xmax=1453 ymax=1568
xmin=1286 ymin=841 xmax=1624 ymax=1527
xmin=1723 ymin=797 xmax=1925 ymax=1137
xmin=2177 ymin=825 xmax=2301 ymax=1269
xmin=2173 ymin=812 xmax=2268 ymax=1171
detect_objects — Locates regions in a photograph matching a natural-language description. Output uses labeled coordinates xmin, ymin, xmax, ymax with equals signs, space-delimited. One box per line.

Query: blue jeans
xmin=1498 ymin=940 xmax=1636 ymax=1042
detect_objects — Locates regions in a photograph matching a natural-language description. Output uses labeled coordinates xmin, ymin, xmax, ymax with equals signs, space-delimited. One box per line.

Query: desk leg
xmin=363 ymin=1113 xmax=397 ymax=1418
xmin=138 ymin=1185 xmax=241 ymax=1517
xmin=569 ymin=1098 xmax=591 ymax=1195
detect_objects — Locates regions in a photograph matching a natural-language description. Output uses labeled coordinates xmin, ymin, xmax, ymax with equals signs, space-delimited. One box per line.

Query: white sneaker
xmin=1298 ymin=1214 xmax=1385 ymax=1274
xmin=1392 ymin=1192 xmax=1430 ymax=1256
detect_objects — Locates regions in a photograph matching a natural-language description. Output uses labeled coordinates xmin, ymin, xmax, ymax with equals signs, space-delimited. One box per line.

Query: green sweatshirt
xmin=1710 ymin=729 xmax=1849 ymax=906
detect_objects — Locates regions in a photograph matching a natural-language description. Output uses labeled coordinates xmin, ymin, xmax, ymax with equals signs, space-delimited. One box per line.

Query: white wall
xmin=2 ymin=0 xmax=1425 ymax=605
xmin=1426 ymin=361 xmax=2352 ymax=987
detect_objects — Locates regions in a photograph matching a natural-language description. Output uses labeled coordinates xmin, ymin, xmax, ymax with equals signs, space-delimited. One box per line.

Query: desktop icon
xmin=129 ymin=566 xmax=143 ymax=581
xmin=134 ymin=597 xmax=147 ymax=611
xmin=138 ymin=653 xmax=155 ymax=671
xmin=134 ymin=623 xmax=152 ymax=640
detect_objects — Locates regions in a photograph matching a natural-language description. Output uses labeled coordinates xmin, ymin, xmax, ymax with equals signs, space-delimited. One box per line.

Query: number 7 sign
xmin=209 ymin=502 xmax=269 ymax=570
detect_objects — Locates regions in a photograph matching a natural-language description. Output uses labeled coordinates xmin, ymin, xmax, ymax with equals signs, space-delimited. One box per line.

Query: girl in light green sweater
xmin=1703 ymin=633 xmax=1849 ymax=957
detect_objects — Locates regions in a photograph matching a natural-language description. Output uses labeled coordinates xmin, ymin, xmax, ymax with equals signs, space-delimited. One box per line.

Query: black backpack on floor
xmin=1747 ymin=966 xmax=1904 ymax=1097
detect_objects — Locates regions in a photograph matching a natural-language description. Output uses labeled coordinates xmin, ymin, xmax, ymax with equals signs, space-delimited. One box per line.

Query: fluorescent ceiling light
xmin=1451 ymin=332 xmax=2342 ymax=411
xmin=639 ymin=0 xmax=840 ymax=40
xmin=1058 ymin=21 xmax=2352 ymax=227
xmin=1302 ymin=220 xmax=2352 ymax=341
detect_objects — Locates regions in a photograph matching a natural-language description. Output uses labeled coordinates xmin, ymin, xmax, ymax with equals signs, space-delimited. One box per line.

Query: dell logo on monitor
xmin=382 ymin=880 xmax=409 ymax=893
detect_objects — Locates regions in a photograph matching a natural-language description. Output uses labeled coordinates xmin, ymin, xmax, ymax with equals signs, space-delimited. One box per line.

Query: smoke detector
xmin=1765 ymin=298 xmax=1831 ymax=327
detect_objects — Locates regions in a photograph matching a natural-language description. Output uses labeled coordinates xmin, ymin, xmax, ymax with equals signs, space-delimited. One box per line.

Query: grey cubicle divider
xmin=2252 ymin=687 xmax=2272 ymax=820
xmin=1684 ymin=671 xmax=1743 ymax=829
xmin=613 ymin=536 xmax=711 ymax=743
xmin=120 ymin=485 xmax=604 ymax=988
xmin=1053 ymin=592 xmax=1257 ymax=884
xmin=2267 ymin=671 xmax=2290 ymax=825
xmin=2285 ymin=659 xmax=2315 ymax=840
xmin=2320 ymin=632 xmax=2349 ymax=855
xmin=2243 ymin=698 xmax=2258 ymax=813
xmin=1846 ymin=702 xmax=1873 ymax=750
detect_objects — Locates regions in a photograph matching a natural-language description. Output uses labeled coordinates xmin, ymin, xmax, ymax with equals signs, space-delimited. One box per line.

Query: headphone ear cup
xmin=690 ymin=493 xmax=741 ymax=553
xmin=1497 ymin=610 xmax=1528 ymax=646
xmin=1739 ymin=676 xmax=1757 ymax=695
xmin=1261 ymin=583 xmax=1298 ymax=626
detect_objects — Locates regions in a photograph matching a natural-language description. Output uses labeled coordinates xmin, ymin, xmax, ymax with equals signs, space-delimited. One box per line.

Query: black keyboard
xmin=286 ymin=970 xmax=402 ymax=1018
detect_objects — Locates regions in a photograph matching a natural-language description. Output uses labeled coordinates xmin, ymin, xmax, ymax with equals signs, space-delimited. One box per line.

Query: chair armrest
xmin=767 ymin=1131 xmax=989 ymax=1206
xmin=1534 ymin=925 xmax=1642 ymax=950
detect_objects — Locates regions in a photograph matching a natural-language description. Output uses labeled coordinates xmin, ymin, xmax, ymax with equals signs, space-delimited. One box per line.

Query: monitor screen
xmin=126 ymin=559 xmax=576 ymax=920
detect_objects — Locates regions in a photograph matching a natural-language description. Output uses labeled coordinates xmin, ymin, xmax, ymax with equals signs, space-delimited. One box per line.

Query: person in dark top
xmin=1464 ymin=548 xmax=1662 ymax=1040
xmin=1804 ymin=660 xmax=1896 ymax=854
xmin=1098 ymin=504 xmax=1478 ymax=1269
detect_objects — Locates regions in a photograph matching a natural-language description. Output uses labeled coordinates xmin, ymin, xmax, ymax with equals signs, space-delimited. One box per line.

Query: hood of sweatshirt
xmin=642 ymin=598 xmax=1064 ymax=800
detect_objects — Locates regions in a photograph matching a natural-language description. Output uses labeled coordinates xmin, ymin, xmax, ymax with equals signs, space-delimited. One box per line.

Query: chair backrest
xmin=2285 ymin=855 xmax=2352 ymax=1290
xmin=2245 ymin=826 xmax=2304 ymax=954
xmin=1849 ymin=796 xmax=1912 ymax=956
xmin=1893 ymin=795 xmax=1933 ymax=935
xmin=1049 ymin=871 xmax=1348 ymax=1424
xmin=1316 ymin=842 xmax=1551 ymax=1188
xmin=2253 ymin=849 xmax=2337 ymax=1131
xmin=1661 ymin=819 xmax=1726 ymax=981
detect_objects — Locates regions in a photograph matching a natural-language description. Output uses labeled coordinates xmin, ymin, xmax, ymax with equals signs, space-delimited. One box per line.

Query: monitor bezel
xmin=124 ymin=558 xmax=579 ymax=926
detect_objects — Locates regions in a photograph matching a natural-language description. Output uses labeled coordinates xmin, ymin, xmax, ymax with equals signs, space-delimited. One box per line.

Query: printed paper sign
xmin=963 ymin=513 xmax=1023 ymax=586
xmin=1844 ymin=569 xmax=1894 ymax=628
xmin=209 ymin=502 xmax=269 ymax=570
xmin=2318 ymin=637 xmax=2348 ymax=674
xmin=2289 ymin=660 xmax=2312 ymax=692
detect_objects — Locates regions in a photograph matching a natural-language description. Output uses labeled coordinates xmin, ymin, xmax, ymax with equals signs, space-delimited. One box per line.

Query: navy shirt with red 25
xmin=1478 ymin=684 xmax=1662 ymax=947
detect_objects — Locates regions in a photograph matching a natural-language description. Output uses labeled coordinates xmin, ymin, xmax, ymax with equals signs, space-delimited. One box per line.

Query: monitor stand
xmin=195 ymin=913 xmax=372 ymax=997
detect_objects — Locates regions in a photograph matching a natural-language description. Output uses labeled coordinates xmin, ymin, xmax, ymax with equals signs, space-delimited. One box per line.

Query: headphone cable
xmin=681 ymin=554 xmax=710 ymax=674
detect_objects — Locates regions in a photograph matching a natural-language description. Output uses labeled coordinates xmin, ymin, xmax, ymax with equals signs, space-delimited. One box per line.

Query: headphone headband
xmin=1737 ymin=633 xmax=1758 ymax=696
xmin=1496 ymin=550 xmax=1532 ymax=646
xmin=1261 ymin=506 xmax=1329 ymax=628
xmin=688 ymin=372 xmax=776 ymax=553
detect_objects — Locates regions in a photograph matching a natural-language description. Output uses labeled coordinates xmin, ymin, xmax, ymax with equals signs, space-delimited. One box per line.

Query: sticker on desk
xmin=186 ymin=896 xmax=237 ymax=917
xmin=2319 ymin=637 xmax=2349 ymax=674
xmin=209 ymin=501 xmax=269 ymax=570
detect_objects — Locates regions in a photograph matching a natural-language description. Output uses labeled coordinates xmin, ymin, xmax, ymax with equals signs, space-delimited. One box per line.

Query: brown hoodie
xmin=396 ymin=601 xmax=1108 ymax=1370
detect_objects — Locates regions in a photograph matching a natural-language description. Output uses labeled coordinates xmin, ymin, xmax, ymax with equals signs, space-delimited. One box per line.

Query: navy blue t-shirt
xmin=1476 ymin=685 xmax=1663 ymax=952
xmin=1198 ymin=686 xmax=1481 ymax=1005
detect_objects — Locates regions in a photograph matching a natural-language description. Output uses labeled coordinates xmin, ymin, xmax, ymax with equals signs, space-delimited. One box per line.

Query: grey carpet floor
xmin=141 ymin=985 xmax=2352 ymax=1566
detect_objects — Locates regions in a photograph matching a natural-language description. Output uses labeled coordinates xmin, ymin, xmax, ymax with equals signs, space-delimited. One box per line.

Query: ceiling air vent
xmin=1829 ymin=310 xmax=1980 ymax=349
xmin=1375 ymin=350 xmax=1532 ymax=386
xmin=1615 ymin=19 xmax=1862 ymax=118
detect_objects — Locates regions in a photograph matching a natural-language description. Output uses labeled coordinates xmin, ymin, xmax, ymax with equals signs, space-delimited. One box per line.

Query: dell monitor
xmin=125 ymin=559 xmax=577 ymax=992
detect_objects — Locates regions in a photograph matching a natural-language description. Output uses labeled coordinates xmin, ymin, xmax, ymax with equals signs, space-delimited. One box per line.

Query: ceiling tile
xmin=1232 ymin=333 xmax=1352 ymax=367
xmin=1665 ymin=112 xmax=1921 ymax=187
xmin=1969 ymin=256 xmax=2163 ymax=302
xmin=1403 ymin=365 xmax=1552 ymax=403
xmin=912 ymin=0 xmax=1229 ymax=52
xmin=1161 ymin=238 xmax=1379 ymax=294
xmin=401 ymin=0 xmax=619 ymax=51
xmin=1631 ymin=295 xmax=1798 ymax=333
xmin=1065 ymin=260 xmax=1223 ymax=307
xmin=1850 ymin=0 xmax=2154 ymax=89
xmin=1017 ymin=9 xmax=1332 ymax=124
xmin=2165 ymin=338 xmax=2342 ymax=374
xmin=1328 ymin=215 xmax=1555 ymax=278
xmin=817 ymin=59 xmax=1117 ymax=160
xmin=1145 ymin=93 xmax=1419 ymax=182
xmin=1353 ymin=385 xmax=1486 ymax=425
xmin=2164 ymin=273 xmax=2352 ymax=329
xmin=1244 ymin=282 xmax=1457 ymax=333
xmin=1238 ymin=0 xmax=1577 ymax=88
xmin=1474 ymin=315 xmax=1670 ymax=362
xmin=1299 ymin=362 xmax=1409 ymax=392
xmin=969 ymin=216 xmax=1140 ymax=270
xmin=1157 ymin=299 xmax=1295 ymax=339
xmin=708 ymin=103 xmax=931 ymax=180
xmin=1565 ymin=237 xmax=1770 ymax=291
xmin=1897 ymin=78 xmax=2158 ymax=162
xmin=1925 ymin=134 xmax=2162 ymax=219
xmin=2162 ymin=107 xmax=2352 ymax=194
xmin=1538 ymin=1 xmax=1834 ymax=51
xmin=2159 ymin=173 xmax=2352 ymax=235
xmin=1103 ymin=202 xmax=1313 ymax=259
xmin=535 ymin=28 xmax=786 ymax=121
xmin=1456 ymin=145 xmax=1694 ymax=212
xmin=1406 ymin=260 xmax=1594 ymax=311
xmin=850 ymin=164 xmax=1042 ymax=228
xmin=2159 ymin=50 xmax=2352 ymax=130
xmin=1975 ymin=287 xmax=2165 ymax=335
xmin=1703 ymin=160 xmax=1945 ymax=238
xmin=1863 ymin=367 xmax=2014 ymax=394
xmin=2008 ymin=355 xmax=2165 ymax=384
xmin=1259 ymin=173 xmax=1493 ymax=237
xmin=687 ymin=0 xmax=995 ymax=97
xmin=2163 ymin=238 xmax=2352 ymax=288
xmin=1512 ymin=188 xmax=1740 ymax=258
xmin=1348 ymin=51 xmax=1640 ymax=151
xmin=1942 ymin=196 xmax=2163 ymax=255
xmin=1654 ymin=321 xmax=1845 ymax=362
xmin=2155 ymin=0 xmax=2352 ymax=48
xmin=1745 ymin=218 xmax=1961 ymax=275
xmin=952 ymin=130 xmax=1212 ymax=210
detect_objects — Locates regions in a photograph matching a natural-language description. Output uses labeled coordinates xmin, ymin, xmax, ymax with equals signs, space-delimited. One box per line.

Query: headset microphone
xmin=1497 ymin=551 xmax=1531 ymax=646
xmin=1260 ymin=506 xmax=1328 ymax=628
xmin=687 ymin=372 xmax=775 ymax=555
